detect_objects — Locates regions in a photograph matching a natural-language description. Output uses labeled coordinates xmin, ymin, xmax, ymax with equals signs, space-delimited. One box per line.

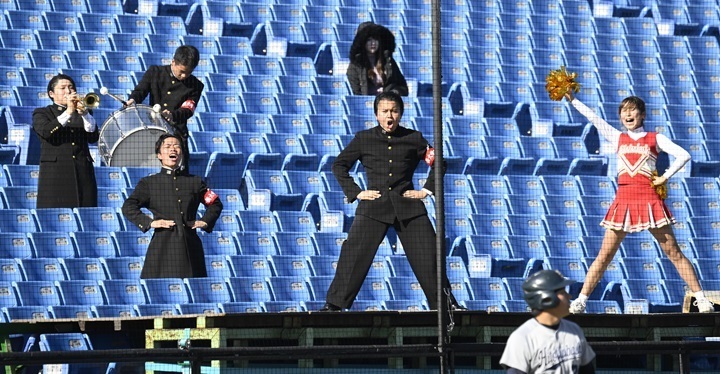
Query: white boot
xmin=695 ymin=297 xmax=715 ymax=313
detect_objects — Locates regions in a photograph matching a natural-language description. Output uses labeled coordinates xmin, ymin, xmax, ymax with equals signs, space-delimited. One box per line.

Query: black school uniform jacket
xmin=121 ymin=168 xmax=223 ymax=278
xmin=332 ymin=126 xmax=438 ymax=223
xmin=32 ymin=104 xmax=99 ymax=208
xmin=129 ymin=65 xmax=204 ymax=138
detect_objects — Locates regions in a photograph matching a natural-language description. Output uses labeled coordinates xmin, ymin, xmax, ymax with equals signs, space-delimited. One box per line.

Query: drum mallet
xmin=99 ymin=87 xmax=128 ymax=106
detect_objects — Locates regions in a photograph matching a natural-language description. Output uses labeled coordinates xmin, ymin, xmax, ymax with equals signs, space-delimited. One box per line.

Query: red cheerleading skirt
xmin=600 ymin=183 xmax=676 ymax=232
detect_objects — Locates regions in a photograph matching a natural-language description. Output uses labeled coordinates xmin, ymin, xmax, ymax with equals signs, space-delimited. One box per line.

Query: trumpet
xmin=71 ymin=93 xmax=101 ymax=109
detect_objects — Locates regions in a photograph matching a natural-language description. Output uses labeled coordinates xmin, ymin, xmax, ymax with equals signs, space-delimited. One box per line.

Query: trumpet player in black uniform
xmin=32 ymin=74 xmax=98 ymax=209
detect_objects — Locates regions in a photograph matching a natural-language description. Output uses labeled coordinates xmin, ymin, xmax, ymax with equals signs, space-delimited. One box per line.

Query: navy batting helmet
xmin=522 ymin=270 xmax=575 ymax=310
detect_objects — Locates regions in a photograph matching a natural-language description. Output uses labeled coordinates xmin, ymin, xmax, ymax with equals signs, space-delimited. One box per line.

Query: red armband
xmin=424 ymin=146 xmax=435 ymax=166
xmin=180 ymin=99 xmax=196 ymax=112
xmin=203 ymin=189 xmax=218 ymax=205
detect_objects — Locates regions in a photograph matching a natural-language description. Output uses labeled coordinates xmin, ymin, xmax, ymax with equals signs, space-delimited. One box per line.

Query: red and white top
xmin=570 ymin=99 xmax=691 ymax=232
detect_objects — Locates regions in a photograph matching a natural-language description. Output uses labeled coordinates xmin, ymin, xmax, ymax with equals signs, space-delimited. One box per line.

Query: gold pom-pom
xmin=545 ymin=66 xmax=581 ymax=101
xmin=651 ymin=170 xmax=667 ymax=200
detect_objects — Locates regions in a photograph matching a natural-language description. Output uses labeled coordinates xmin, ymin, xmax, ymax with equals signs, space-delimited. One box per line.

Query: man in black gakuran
xmin=321 ymin=91 xmax=464 ymax=311
xmin=122 ymin=133 xmax=222 ymax=279
xmin=126 ymin=45 xmax=203 ymax=173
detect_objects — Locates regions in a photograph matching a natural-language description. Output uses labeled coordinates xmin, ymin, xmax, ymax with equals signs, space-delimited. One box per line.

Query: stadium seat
xmin=68 ymin=231 xmax=115 ymax=259
xmin=14 ymin=280 xmax=61 ymax=306
xmin=100 ymin=257 xmax=143 ymax=280
xmin=143 ymin=278 xmax=189 ymax=305
xmin=271 ymin=255 xmax=314 ymax=278
xmin=39 ymin=333 xmax=110 ymax=372
xmin=61 ymin=258 xmax=107 ymax=281
xmin=545 ymin=214 xmax=586 ymax=237
xmin=55 ymin=280 xmax=104 ymax=306
xmin=0 ymin=209 xmax=38 ymax=233
xmin=1 ymin=186 xmax=37 ymax=209
xmin=268 ymin=276 xmax=312 ymax=302
xmin=29 ymin=232 xmax=75 ymax=259
xmin=0 ymin=233 xmax=33 ymax=259
xmin=227 ymin=276 xmax=272 ymax=303
xmin=150 ymin=15 xmax=186 ymax=36
xmin=233 ymin=231 xmax=276 ymax=257
xmin=227 ymin=254 xmax=274 ymax=278
xmin=545 ymin=236 xmax=586 ymax=258
xmin=98 ymin=279 xmax=147 ymax=305
xmin=0 ymin=259 xmax=24 ymax=282
xmin=184 ymin=277 xmax=231 ymax=304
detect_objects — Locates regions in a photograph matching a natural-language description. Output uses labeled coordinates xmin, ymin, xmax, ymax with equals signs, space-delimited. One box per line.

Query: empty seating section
xmin=0 ymin=0 xmax=717 ymax=315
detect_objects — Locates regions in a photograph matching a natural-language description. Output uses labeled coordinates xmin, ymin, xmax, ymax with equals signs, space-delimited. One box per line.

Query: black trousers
xmin=325 ymin=214 xmax=453 ymax=309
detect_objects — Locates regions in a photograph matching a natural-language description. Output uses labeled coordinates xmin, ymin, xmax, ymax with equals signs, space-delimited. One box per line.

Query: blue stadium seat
xmin=0 ymin=233 xmax=33 ymax=259
xmin=13 ymin=86 xmax=48 ymax=108
xmin=103 ymin=51 xmax=144 ymax=72
xmin=467 ymin=277 xmax=509 ymax=301
xmin=268 ymin=276 xmax=311 ymax=302
xmin=107 ymin=230 xmax=152 ymax=257
xmin=507 ymin=194 xmax=546 ymax=216
xmin=220 ymin=302 xmax=264 ymax=313
xmin=143 ymin=278 xmax=189 ymax=304
xmin=507 ymin=214 xmax=548 ymax=237
xmin=43 ymin=11 xmax=83 ymax=31
xmin=199 ymin=232 xmax=239 ymax=257
xmin=0 ymin=209 xmax=38 ymax=233
xmin=546 ymin=214 xmax=586 ymax=237
xmin=99 ymin=279 xmax=147 ymax=305
xmin=14 ymin=280 xmax=61 ymax=306
xmin=61 ymin=258 xmax=107 ymax=281
xmin=100 ymin=257 xmax=143 ymax=280
xmin=114 ymin=14 xmax=153 ymax=34
xmin=73 ymin=207 xmax=122 ymax=232
xmin=184 ymin=277 xmax=231 ymax=304
xmin=388 ymin=276 xmax=425 ymax=303
xmin=0 ymin=281 xmax=18 ymax=309
xmin=86 ymin=0 xmax=124 ymax=14
xmin=150 ymin=15 xmax=187 ymax=36
xmin=1 ymin=186 xmax=37 ymax=209
xmin=543 ymin=195 xmax=583 ymax=216
xmin=0 ymin=259 xmax=24 ymax=282
xmin=620 ymin=279 xmax=679 ymax=313
xmin=271 ymin=255 xmax=314 ymax=278
xmin=56 ymin=280 xmax=104 ymax=306
xmin=72 ymin=31 xmax=113 ymax=51
xmin=71 ymin=231 xmax=117 ymax=258
xmin=29 ymin=232 xmax=75 ymax=259
xmin=177 ymin=303 xmax=221 ymax=315
xmin=227 ymin=255 xmax=274 ymax=278
xmin=64 ymin=50 xmax=107 ymax=71
xmin=274 ymin=211 xmax=317 ymax=234
xmin=227 ymin=276 xmax=272 ymax=303
xmin=134 ymin=303 xmax=177 ymax=317
xmin=0 ymin=48 xmax=31 ymax=69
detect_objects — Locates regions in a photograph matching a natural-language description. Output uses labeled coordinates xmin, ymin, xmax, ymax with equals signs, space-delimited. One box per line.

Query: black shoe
xmin=319 ymin=302 xmax=342 ymax=312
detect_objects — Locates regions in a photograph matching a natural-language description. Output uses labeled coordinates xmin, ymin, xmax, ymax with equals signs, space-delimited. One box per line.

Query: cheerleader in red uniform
xmin=565 ymin=91 xmax=714 ymax=313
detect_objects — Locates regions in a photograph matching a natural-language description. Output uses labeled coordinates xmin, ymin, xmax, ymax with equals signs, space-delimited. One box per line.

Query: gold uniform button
xmin=389 ymin=173 xmax=393 ymax=176
xmin=387 ymin=136 xmax=391 ymax=139
xmin=388 ymin=146 xmax=392 ymax=150
xmin=389 ymin=160 xmax=392 ymax=163
xmin=167 ymin=91 xmax=171 ymax=95
xmin=171 ymin=81 xmax=175 ymax=84
xmin=388 ymin=187 xmax=392 ymax=190
xmin=164 ymin=103 xmax=168 ymax=107
xmin=71 ymin=143 xmax=75 ymax=146
xmin=178 ymin=199 xmax=181 ymax=202
xmin=72 ymin=156 xmax=76 ymax=159
xmin=176 ymin=188 xmax=179 ymax=191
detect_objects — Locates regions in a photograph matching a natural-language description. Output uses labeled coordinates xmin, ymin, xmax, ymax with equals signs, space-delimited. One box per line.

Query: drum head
xmin=108 ymin=128 xmax=169 ymax=167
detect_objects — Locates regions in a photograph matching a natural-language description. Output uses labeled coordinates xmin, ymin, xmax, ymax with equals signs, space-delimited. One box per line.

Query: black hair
xmin=155 ymin=133 xmax=184 ymax=155
xmin=373 ymin=91 xmax=404 ymax=116
xmin=173 ymin=45 xmax=200 ymax=69
xmin=47 ymin=74 xmax=76 ymax=97
xmin=348 ymin=22 xmax=397 ymax=66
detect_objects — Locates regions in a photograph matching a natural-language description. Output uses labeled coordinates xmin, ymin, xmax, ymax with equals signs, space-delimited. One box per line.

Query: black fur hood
xmin=348 ymin=22 xmax=397 ymax=66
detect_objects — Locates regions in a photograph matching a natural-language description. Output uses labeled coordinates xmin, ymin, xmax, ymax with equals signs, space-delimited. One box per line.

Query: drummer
xmin=32 ymin=74 xmax=98 ymax=209
xmin=125 ymin=45 xmax=203 ymax=174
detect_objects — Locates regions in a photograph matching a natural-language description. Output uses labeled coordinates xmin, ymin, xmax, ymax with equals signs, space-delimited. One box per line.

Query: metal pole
xmin=431 ymin=0 xmax=449 ymax=372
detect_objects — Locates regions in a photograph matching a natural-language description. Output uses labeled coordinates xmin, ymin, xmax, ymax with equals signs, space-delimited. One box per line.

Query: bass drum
xmin=98 ymin=105 xmax=174 ymax=167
